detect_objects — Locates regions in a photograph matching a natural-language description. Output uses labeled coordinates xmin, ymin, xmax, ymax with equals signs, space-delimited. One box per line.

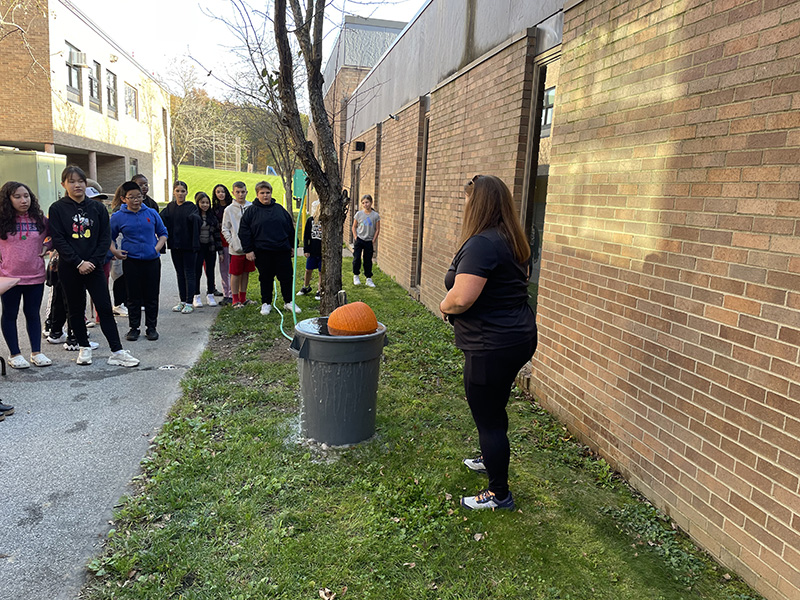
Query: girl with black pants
xmin=160 ymin=181 xmax=200 ymax=314
xmin=48 ymin=166 xmax=139 ymax=367
xmin=440 ymin=175 xmax=537 ymax=511
xmin=193 ymin=192 xmax=223 ymax=307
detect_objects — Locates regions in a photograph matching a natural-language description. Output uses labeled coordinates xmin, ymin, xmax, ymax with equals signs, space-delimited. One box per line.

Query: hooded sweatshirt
xmin=0 ymin=215 xmax=50 ymax=284
xmin=48 ymin=195 xmax=112 ymax=268
xmin=221 ymin=201 xmax=252 ymax=255
xmin=239 ymin=199 xmax=295 ymax=253
xmin=160 ymin=200 xmax=200 ymax=251
xmin=110 ymin=204 xmax=168 ymax=260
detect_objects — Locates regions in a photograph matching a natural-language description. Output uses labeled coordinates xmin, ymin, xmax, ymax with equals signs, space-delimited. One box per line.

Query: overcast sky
xmin=71 ymin=0 xmax=424 ymax=96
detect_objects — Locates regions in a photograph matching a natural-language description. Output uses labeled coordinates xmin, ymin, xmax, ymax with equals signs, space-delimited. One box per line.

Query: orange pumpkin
xmin=328 ymin=301 xmax=378 ymax=336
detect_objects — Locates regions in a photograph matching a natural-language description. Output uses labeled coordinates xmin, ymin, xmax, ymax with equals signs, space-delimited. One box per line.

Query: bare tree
xmin=1 ymin=0 xmax=48 ymax=78
xmin=274 ymin=0 xmax=346 ymax=314
xmin=167 ymin=60 xmax=227 ymax=180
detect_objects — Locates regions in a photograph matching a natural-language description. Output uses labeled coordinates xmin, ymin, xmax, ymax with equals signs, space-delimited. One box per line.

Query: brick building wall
xmin=0 ymin=5 xmax=53 ymax=145
xmin=418 ymin=36 xmax=535 ymax=310
xmin=529 ymin=1 xmax=800 ymax=599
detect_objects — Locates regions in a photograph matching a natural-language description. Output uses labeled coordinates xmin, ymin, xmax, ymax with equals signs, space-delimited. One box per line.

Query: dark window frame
xmin=89 ymin=61 xmax=102 ymax=112
xmin=106 ymin=70 xmax=118 ymax=119
xmin=540 ymin=86 xmax=555 ymax=138
xmin=66 ymin=42 xmax=82 ymax=105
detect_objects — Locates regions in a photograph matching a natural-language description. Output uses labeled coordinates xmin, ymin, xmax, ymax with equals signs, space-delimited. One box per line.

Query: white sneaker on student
xmin=192 ymin=294 xmax=203 ymax=308
xmin=365 ymin=278 xmax=375 ymax=288
xmin=353 ymin=274 xmax=361 ymax=285
xmin=206 ymin=294 xmax=218 ymax=307
xmin=77 ymin=347 xmax=92 ymax=365
xmin=260 ymin=303 xmax=272 ymax=315
xmin=113 ymin=304 xmax=128 ymax=316
xmin=108 ymin=349 xmax=140 ymax=367
xmin=284 ymin=301 xmax=302 ymax=314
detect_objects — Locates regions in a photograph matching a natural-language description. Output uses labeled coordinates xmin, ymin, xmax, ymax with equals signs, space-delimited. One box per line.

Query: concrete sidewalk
xmin=0 ymin=260 xmax=218 ymax=600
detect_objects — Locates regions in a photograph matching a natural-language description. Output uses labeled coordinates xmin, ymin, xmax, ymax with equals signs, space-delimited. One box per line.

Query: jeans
xmin=170 ymin=249 xmax=198 ymax=302
xmin=0 ymin=283 xmax=44 ymax=355
xmin=352 ymin=238 xmax=374 ymax=278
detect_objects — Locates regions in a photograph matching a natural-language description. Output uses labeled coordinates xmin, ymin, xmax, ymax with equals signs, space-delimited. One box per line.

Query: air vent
xmin=355 ymin=141 xmax=366 ymax=152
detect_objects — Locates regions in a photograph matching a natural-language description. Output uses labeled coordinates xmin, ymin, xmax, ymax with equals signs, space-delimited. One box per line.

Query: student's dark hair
xmin=194 ymin=191 xmax=211 ymax=210
xmin=460 ymin=175 xmax=530 ymax=264
xmin=121 ymin=181 xmax=142 ymax=196
xmin=0 ymin=181 xmax=46 ymax=240
xmin=212 ymin=183 xmax=233 ymax=210
xmin=255 ymin=180 xmax=272 ymax=192
xmin=131 ymin=174 xmax=147 ymax=183
xmin=173 ymin=180 xmax=188 ymax=191
xmin=361 ymin=194 xmax=373 ymax=203
xmin=232 ymin=181 xmax=246 ymax=190
xmin=61 ymin=165 xmax=87 ymax=183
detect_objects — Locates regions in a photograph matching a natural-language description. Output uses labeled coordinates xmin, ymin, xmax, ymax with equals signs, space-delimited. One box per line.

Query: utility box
xmin=0 ymin=147 xmax=67 ymax=213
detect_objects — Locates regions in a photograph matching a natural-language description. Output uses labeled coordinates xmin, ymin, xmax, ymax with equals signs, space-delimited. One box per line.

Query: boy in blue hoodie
xmin=110 ymin=181 xmax=168 ymax=341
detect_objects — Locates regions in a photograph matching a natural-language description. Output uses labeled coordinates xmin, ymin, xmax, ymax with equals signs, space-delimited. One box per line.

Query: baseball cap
xmin=85 ymin=186 xmax=108 ymax=200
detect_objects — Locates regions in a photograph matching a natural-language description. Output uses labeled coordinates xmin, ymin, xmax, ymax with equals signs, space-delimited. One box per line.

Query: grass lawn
xmin=178 ymin=165 xmax=288 ymax=208
xmin=83 ymin=261 xmax=763 ymax=600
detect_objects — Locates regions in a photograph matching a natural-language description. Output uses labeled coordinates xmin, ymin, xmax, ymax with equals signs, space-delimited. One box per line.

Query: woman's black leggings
xmin=463 ymin=335 xmax=538 ymax=500
xmin=170 ymin=249 xmax=198 ymax=302
xmin=58 ymin=264 xmax=122 ymax=351
xmin=195 ymin=243 xmax=217 ymax=295
xmin=1 ymin=283 xmax=44 ymax=355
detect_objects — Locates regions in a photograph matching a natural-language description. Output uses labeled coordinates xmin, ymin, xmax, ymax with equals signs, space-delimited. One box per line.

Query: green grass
xmin=178 ymin=165 xmax=287 ymax=208
xmin=82 ymin=261 xmax=763 ymax=600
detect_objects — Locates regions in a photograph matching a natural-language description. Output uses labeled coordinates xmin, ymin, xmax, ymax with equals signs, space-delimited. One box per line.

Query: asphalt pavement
xmin=0 ymin=260 xmax=219 ymax=600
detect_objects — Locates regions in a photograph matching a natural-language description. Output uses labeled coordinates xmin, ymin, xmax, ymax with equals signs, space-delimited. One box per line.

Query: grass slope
xmin=83 ymin=261 xmax=763 ymax=600
xmin=178 ymin=165 xmax=287 ymax=208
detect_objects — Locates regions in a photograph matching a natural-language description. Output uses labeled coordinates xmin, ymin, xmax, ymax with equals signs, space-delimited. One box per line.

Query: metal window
xmin=106 ymin=70 xmax=118 ymax=119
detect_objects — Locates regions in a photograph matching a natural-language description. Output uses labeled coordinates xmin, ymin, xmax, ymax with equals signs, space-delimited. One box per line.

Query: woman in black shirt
xmin=440 ymin=175 xmax=537 ymax=510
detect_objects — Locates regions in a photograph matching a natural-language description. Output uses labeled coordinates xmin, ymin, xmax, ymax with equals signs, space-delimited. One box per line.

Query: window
xmin=106 ymin=70 xmax=118 ymax=119
xmin=129 ymin=158 xmax=138 ymax=180
xmin=89 ymin=61 xmax=102 ymax=112
xmin=541 ymin=86 xmax=555 ymax=138
xmin=66 ymin=42 xmax=82 ymax=104
xmin=124 ymin=83 xmax=138 ymax=119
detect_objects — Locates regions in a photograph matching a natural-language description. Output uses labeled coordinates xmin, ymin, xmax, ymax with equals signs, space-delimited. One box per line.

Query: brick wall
xmin=530 ymin=1 xmax=800 ymax=599
xmin=419 ymin=36 xmax=535 ymax=310
xmin=0 ymin=3 xmax=53 ymax=145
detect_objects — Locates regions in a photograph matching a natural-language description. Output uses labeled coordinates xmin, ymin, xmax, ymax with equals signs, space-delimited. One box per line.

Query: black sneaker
xmin=212 ymin=289 xmax=224 ymax=297
xmin=314 ymin=291 xmax=321 ymax=301
xmin=296 ymin=285 xmax=312 ymax=296
xmin=126 ymin=328 xmax=140 ymax=341
xmin=463 ymin=455 xmax=487 ymax=474
xmin=63 ymin=337 xmax=79 ymax=351
xmin=145 ymin=328 xmax=159 ymax=341
xmin=460 ymin=489 xmax=515 ymax=511
xmin=0 ymin=402 xmax=14 ymax=416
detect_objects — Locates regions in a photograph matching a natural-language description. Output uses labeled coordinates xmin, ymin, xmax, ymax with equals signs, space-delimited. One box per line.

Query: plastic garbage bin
xmin=289 ymin=317 xmax=387 ymax=445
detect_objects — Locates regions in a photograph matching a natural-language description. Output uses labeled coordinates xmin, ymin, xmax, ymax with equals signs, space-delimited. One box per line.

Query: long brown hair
xmin=459 ymin=175 xmax=530 ymax=264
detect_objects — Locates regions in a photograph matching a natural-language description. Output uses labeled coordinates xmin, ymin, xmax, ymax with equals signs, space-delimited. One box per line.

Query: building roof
xmin=322 ymin=15 xmax=407 ymax=97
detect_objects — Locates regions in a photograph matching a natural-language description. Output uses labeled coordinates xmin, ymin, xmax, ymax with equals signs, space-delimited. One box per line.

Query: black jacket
xmin=160 ymin=201 xmax=200 ymax=251
xmin=48 ymin=196 xmax=111 ymax=268
xmin=239 ymin=200 xmax=295 ymax=253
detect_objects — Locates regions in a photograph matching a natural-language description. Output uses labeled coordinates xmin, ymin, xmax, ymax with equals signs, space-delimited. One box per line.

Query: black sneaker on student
xmin=126 ymin=329 xmax=140 ymax=341
xmin=463 ymin=455 xmax=488 ymax=474
xmin=460 ymin=489 xmax=515 ymax=511
xmin=296 ymin=285 xmax=312 ymax=296
xmin=212 ymin=289 xmax=224 ymax=297
xmin=145 ymin=328 xmax=159 ymax=341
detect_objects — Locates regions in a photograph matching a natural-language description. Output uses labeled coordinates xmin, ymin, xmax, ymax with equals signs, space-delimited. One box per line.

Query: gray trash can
xmin=289 ymin=317 xmax=387 ymax=445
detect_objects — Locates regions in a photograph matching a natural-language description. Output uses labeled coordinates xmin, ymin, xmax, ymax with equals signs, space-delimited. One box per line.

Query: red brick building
xmin=329 ymin=1 xmax=800 ymax=598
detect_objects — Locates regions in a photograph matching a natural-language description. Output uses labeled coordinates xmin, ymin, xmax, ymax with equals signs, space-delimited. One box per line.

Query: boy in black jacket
xmin=238 ymin=181 xmax=300 ymax=316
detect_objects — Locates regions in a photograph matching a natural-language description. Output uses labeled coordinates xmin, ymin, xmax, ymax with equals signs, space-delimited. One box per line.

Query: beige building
xmin=0 ymin=0 xmax=171 ymax=206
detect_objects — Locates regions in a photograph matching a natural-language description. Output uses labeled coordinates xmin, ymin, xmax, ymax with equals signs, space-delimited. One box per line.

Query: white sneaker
xmin=206 ymin=294 xmax=218 ymax=307
xmin=113 ymin=304 xmax=129 ymax=316
xmin=365 ymin=278 xmax=375 ymax=288
xmin=260 ymin=303 xmax=272 ymax=316
xmin=192 ymin=294 xmax=203 ymax=308
xmin=47 ymin=332 xmax=67 ymax=344
xmin=353 ymin=275 xmax=361 ymax=285
xmin=77 ymin=347 xmax=92 ymax=365
xmin=284 ymin=302 xmax=302 ymax=314
xmin=108 ymin=349 xmax=139 ymax=367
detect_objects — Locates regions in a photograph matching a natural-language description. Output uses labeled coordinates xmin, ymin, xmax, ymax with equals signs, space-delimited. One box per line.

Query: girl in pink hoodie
xmin=0 ymin=182 xmax=52 ymax=368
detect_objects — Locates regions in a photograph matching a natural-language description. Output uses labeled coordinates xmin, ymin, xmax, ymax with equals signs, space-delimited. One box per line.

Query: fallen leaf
xmin=403 ymin=562 xmax=416 ymax=568
xmin=319 ymin=588 xmax=336 ymax=600
xmin=473 ymin=533 xmax=484 ymax=541
xmin=445 ymin=493 xmax=452 ymax=501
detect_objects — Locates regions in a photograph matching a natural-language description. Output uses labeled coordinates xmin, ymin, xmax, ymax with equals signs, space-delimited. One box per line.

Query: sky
xmin=71 ymin=0 xmax=425 ymax=97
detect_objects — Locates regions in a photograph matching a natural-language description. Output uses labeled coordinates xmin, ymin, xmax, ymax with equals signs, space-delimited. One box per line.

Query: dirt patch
xmin=210 ymin=332 xmax=295 ymax=364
